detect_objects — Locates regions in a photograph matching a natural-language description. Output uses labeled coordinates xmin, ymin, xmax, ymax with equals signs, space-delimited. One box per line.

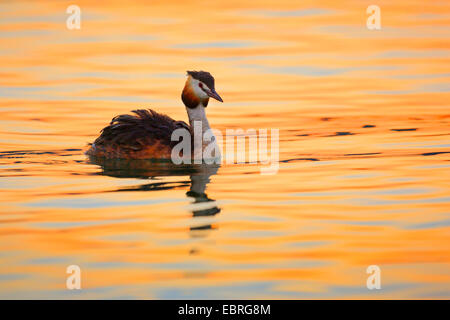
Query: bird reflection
xmin=87 ymin=157 xmax=220 ymax=240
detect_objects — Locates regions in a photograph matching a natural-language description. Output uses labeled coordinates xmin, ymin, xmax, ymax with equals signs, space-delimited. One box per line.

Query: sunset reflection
xmin=0 ymin=0 xmax=449 ymax=299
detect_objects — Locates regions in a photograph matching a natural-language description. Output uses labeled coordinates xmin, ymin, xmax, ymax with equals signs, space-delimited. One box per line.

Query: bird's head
xmin=182 ymin=70 xmax=223 ymax=109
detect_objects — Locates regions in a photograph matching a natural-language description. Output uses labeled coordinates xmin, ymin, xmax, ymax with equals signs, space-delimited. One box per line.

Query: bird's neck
xmin=186 ymin=104 xmax=211 ymax=133
xmin=186 ymin=104 xmax=219 ymax=160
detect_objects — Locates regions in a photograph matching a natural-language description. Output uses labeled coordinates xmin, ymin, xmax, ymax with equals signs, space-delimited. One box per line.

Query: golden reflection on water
xmin=0 ymin=0 xmax=449 ymax=298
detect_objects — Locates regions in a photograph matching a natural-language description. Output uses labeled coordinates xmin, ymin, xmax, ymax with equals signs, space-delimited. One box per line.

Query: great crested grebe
xmin=86 ymin=71 xmax=223 ymax=159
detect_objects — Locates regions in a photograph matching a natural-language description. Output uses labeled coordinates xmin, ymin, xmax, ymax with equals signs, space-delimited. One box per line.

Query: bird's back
xmin=86 ymin=109 xmax=191 ymax=159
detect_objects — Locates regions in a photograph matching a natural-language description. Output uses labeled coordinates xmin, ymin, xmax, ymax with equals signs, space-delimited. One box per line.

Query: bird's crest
xmin=187 ymin=70 xmax=215 ymax=90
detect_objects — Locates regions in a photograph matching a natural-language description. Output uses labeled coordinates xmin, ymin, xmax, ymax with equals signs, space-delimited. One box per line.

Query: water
xmin=0 ymin=1 xmax=449 ymax=299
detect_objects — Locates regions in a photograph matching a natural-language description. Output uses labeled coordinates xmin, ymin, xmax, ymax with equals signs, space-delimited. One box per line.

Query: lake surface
xmin=0 ymin=1 xmax=449 ymax=299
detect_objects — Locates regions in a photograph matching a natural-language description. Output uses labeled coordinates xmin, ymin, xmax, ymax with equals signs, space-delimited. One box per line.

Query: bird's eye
xmin=198 ymin=83 xmax=203 ymax=89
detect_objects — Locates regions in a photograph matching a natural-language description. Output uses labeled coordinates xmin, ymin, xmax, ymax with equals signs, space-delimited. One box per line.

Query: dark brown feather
xmin=86 ymin=109 xmax=191 ymax=159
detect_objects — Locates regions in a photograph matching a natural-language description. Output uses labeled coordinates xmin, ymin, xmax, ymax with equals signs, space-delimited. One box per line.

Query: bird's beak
xmin=207 ymin=89 xmax=223 ymax=102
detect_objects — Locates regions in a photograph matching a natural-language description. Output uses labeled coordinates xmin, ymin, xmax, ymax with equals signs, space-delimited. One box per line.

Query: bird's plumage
xmin=86 ymin=109 xmax=191 ymax=159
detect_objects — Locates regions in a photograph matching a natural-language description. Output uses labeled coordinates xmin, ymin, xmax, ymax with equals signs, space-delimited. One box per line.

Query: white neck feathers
xmin=186 ymin=103 xmax=211 ymax=133
xmin=186 ymin=103 xmax=219 ymax=160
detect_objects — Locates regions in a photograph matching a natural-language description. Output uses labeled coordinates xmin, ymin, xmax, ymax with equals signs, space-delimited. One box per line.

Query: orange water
xmin=0 ymin=0 xmax=449 ymax=299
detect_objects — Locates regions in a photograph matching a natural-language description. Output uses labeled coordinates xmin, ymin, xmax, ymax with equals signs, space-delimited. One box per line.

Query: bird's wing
xmin=93 ymin=109 xmax=191 ymax=152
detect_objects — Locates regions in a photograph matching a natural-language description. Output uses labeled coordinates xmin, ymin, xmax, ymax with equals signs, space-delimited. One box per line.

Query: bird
xmin=86 ymin=70 xmax=223 ymax=160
